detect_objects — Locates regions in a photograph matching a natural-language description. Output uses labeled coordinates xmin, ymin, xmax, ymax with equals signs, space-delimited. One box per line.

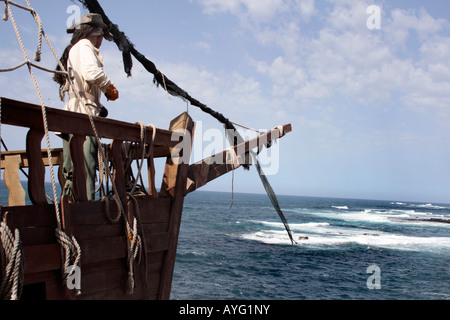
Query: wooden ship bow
xmin=0 ymin=97 xmax=291 ymax=300
xmin=0 ymin=0 xmax=292 ymax=300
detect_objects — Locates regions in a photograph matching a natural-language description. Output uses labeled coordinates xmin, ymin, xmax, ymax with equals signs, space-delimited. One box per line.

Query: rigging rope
xmin=76 ymin=0 xmax=296 ymax=244
xmin=1 ymin=0 xmax=159 ymax=295
xmin=0 ymin=0 xmax=83 ymax=293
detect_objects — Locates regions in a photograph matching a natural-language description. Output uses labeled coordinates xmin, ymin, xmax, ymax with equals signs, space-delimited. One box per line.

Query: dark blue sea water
xmin=2 ymin=183 xmax=449 ymax=300
xmin=172 ymin=191 xmax=450 ymax=300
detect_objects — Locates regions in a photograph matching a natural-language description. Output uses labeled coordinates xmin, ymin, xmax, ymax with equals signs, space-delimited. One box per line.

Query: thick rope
xmin=0 ymin=216 xmax=25 ymax=300
xmin=0 ymin=60 xmax=68 ymax=75
xmin=122 ymin=122 xmax=155 ymax=294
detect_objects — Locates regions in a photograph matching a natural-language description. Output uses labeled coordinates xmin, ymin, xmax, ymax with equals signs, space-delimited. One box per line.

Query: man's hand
xmin=105 ymin=83 xmax=119 ymax=101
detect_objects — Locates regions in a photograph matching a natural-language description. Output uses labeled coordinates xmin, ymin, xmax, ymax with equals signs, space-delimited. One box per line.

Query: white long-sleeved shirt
xmin=64 ymin=39 xmax=111 ymax=116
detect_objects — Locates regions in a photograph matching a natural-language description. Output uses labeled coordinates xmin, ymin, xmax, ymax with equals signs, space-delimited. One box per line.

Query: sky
xmin=1 ymin=0 xmax=450 ymax=203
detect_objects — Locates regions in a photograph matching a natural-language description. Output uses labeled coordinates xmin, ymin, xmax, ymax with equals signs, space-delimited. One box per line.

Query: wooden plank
xmin=70 ymin=223 xmax=168 ymax=242
xmin=147 ymin=148 xmax=157 ymax=196
xmin=111 ymin=140 xmax=127 ymax=205
xmin=26 ymin=129 xmax=47 ymax=205
xmin=1 ymin=148 xmax=63 ymax=169
xmin=1 ymin=204 xmax=56 ymax=229
xmin=160 ymin=113 xmax=194 ymax=197
xmin=22 ymin=232 xmax=169 ymax=275
xmin=73 ymin=251 xmax=164 ymax=300
xmin=0 ymin=97 xmax=181 ymax=147
xmin=158 ymin=113 xmax=195 ymax=300
xmin=23 ymin=243 xmax=62 ymax=274
xmin=70 ymin=135 xmax=88 ymax=202
xmin=3 ymin=155 xmax=26 ymax=206
xmin=23 ymin=270 xmax=59 ymax=286
xmin=81 ymin=257 xmax=162 ymax=299
xmin=18 ymin=226 xmax=56 ymax=246
xmin=79 ymin=234 xmax=169 ymax=266
xmin=60 ymin=197 xmax=171 ymax=226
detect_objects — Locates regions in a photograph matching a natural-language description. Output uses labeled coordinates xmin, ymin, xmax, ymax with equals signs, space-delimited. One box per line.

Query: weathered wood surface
xmin=3 ymin=154 xmax=26 ymax=206
xmin=1 ymin=195 xmax=174 ymax=299
xmin=1 ymin=149 xmax=64 ymax=169
xmin=26 ymin=129 xmax=47 ymax=205
xmin=158 ymin=113 xmax=195 ymax=300
xmin=0 ymin=96 xmax=292 ymax=300
xmin=69 ymin=135 xmax=88 ymax=203
xmin=0 ymin=97 xmax=182 ymax=147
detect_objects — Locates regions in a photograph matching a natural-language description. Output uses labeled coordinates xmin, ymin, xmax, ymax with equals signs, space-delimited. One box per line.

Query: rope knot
xmin=0 ymin=216 xmax=25 ymax=300
xmin=55 ymin=228 xmax=81 ymax=292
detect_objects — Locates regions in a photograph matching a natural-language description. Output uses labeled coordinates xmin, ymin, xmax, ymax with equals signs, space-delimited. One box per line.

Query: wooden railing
xmin=0 ymin=97 xmax=292 ymax=300
xmin=1 ymin=97 xmax=292 ymax=206
xmin=0 ymin=97 xmax=185 ymax=206
xmin=1 ymin=148 xmax=64 ymax=206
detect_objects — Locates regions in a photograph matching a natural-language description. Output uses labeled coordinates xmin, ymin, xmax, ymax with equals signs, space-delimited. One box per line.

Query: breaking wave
xmin=239 ymin=204 xmax=450 ymax=253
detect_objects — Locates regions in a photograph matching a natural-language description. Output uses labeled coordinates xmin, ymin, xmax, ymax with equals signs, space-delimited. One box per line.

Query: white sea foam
xmin=393 ymin=202 xmax=448 ymax=210
xmin=332 ymin=206 xmax=349 ymax=210
xmin=241 ymin=220 xmax=450 ymax=252
xmin=297 ymin=208 xmax=449 ymax=227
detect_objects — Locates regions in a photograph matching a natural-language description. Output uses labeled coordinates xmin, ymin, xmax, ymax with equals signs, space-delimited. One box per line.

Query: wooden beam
xmin=26 ymin=129 xmax=47 ymax=205
xmin=158 ymin=113 xmax=195 ymax=300
xmin=0 ymin=97 xmax=182 ymax=147
xmin=3 ymin=155 xmax=26 ymax=206
xmin=186 ymin=124 xmax=292 ymax=193
xmin=1 ymin=149 xmax=64 ymax=169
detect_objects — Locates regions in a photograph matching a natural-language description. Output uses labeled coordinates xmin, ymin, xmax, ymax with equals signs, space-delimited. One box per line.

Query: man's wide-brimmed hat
xmin=67 ymin=13 xmax=113 ymax=39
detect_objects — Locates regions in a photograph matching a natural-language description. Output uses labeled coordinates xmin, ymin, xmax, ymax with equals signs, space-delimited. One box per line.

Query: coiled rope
xmin=0 ymin=215 xmax=25 ymax=300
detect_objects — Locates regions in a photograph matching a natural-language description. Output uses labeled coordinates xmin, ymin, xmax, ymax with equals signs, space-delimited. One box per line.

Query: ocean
xmin=172 ymin=191 xmax=450 ymax=300
xmin=2 ymin=183 xmax=450 ymax=300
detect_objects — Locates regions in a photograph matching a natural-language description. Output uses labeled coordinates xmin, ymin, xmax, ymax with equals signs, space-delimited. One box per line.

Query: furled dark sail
xmin=74 ymin=0 xmax=296 ymax=244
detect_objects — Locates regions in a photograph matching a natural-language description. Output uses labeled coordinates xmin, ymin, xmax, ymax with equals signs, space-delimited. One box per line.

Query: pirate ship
xmin=0 ymin=0 xmax=292 ymax=300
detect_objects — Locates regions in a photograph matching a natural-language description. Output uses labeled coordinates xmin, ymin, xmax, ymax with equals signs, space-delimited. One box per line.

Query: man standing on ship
xmin=54 ymin=13 xmax=119 ymax=201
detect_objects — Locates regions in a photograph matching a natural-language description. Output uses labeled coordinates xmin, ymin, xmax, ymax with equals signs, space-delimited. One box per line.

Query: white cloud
xmin=194 ymin=41 xmax=211 ymax=54
xmin=296 ymin=0 xmax=317 ymax=21
xmin=386 ymin=8 xmax=445 ymax=46
xmin=326 ymin=0 xmax=371 ymax=32
xmin=250 ymin=56 xmax=307 ymax=97
xmin=197 ymin=0 xmax=287 ymax=23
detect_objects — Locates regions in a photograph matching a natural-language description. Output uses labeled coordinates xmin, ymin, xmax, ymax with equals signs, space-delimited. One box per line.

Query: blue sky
xmin=1 ymin=0 xmax=450 ymax=203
